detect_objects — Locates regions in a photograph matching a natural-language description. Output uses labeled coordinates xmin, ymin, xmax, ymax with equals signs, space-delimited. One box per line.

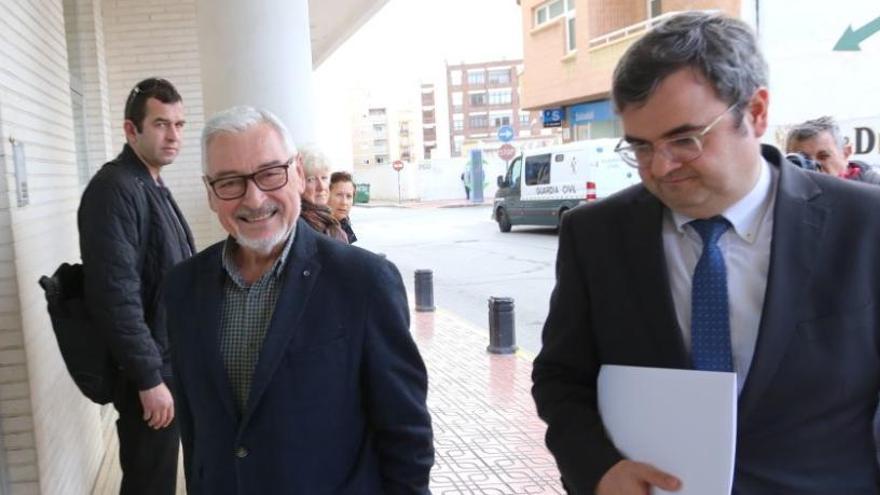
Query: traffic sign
xmin=497 ymin=125 xmax=514 ymax=142
xmin=392 ymin=160 xmax=404 ymax=171
xmin=498 ymin=143 xmax=516 ymax=161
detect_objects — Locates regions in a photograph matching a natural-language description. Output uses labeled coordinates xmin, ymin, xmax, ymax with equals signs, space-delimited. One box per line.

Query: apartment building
xmin=351 ymin=100 xmax=423 ymax=170
xmin=445 ymin=59 xmax=559 ymax=158
xmin=517 ymin=0 xmax=742 ymax=142
xmin=421 ymin=83 xmax=440 ymax=159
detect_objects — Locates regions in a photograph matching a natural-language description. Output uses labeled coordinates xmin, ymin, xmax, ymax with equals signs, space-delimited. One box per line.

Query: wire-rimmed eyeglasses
xmin=205 ymin=158 xmax=293 ymax=200
xmin=614 ymin=105 xmax=738 ymax=169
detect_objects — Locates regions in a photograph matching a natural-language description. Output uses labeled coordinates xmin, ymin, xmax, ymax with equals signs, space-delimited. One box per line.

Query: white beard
xmin=236 ymin=221 xmax=292 ymax=255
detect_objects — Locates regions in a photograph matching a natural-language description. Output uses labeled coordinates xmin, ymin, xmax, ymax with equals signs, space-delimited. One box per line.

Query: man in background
xmin=79 ymin=77 xmax=194 ymax=494
xmin=786 ymin=115 xmax=880 ymax=184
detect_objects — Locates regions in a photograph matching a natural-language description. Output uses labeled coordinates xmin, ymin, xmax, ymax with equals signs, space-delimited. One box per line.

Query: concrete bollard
xmin=487 ymin=297 xmax=517 ymax=354
xmin=414 ymin=269 xmax=435 ymax=312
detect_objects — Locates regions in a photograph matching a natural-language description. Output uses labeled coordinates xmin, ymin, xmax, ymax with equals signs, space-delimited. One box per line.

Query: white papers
xmin=597 ymin=365 xmax=737 ymax=495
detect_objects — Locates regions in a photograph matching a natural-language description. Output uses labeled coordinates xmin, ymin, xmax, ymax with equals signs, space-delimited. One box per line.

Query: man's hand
xmin=596 ymin=460 xmax=681 ymax=495
xmin=138 ymin=382 xmax=174 ymax=429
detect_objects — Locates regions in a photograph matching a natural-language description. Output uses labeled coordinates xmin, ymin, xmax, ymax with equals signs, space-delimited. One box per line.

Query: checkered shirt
xmin=219 ymin=231 xmax=295 ymax=415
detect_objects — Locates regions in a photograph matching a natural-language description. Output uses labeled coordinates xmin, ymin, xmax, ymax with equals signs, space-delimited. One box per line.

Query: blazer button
xmin=235 ymin=446 xmax=248 ymax=458
xmin=303 ymin=270 xmax=311 ymax=277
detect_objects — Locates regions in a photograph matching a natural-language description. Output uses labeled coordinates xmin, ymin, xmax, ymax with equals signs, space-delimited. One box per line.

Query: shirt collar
xmin=221 ymin=226 xmax=296 ymax=288
xmin=671 ymin=154 xmax=775 ymax=244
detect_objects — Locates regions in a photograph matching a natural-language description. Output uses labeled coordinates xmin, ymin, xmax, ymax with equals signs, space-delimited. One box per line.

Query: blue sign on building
xmin=497 ymin=125 xmax=514 ymax=142
xmin=542 ymin=108 xmax=564 ymax=128
xmin=567 ymin=99 xmax=614 ymax=125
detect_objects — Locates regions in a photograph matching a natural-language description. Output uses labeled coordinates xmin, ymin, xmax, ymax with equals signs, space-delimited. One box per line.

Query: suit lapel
xmin=166 ymin=191 xmax=196 ymax=254
xmin=194 ymin=245 xmax=238 ymax=419
xmin=239 ymin=220 xmax=322 ymax=429
xmin=624 ymin=190 xmax=689 ymax=367
xmin=738 ymin=149 xmax=827 ymax=420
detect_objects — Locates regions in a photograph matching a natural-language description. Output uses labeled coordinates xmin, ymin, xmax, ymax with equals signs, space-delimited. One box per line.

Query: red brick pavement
xmin=412 ymin=308 xmax=565 ymax=494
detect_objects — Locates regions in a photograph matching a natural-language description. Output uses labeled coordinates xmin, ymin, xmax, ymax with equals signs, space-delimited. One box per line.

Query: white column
xmin=196 ymin=0 xmax=316 ymax=145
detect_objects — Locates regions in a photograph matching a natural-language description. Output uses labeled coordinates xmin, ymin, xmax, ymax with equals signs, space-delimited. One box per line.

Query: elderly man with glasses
xmin=163 ymin=105 xmax=433 ymax=494
xmin=533 ymin=11 xmax=880 ymax=495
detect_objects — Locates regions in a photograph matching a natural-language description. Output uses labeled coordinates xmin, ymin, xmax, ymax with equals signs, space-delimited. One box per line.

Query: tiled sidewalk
xmin=412 ymin=308 xmax=564 ymax=494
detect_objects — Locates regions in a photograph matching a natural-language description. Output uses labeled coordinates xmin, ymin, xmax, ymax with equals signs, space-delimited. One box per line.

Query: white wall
xmin=353 ymin=155 xmax=509 ymax=202
xmin=758 ymin=0 xmax=880 ymax=162
xmin=0 ymin=1 xmax=105 ymax=493
xmin=104 ymin=0 xmax=226 ymax=250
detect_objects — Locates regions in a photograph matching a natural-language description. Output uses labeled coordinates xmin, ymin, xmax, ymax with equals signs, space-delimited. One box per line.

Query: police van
xmin=492 ymin=139 xmax=639 ymax=232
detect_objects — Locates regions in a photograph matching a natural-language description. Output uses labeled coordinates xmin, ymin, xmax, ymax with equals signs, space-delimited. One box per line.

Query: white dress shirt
xmin=662 ymin=157 xmax=777 ymax=393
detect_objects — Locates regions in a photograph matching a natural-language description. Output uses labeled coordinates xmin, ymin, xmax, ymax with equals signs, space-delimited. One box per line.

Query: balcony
xmin=588 ymin=11 xmax=697 ymax=51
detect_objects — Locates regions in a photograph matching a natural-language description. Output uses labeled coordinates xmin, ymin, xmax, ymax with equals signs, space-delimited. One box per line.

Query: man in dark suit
xmin=532 ymin=12 xmax=880 ymax=495
xmin=164 ymin=105 xmax=433 ymax=494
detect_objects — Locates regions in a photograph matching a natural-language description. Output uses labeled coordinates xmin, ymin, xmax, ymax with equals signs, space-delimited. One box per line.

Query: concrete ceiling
xmin=309 ymin=0 xmax=390 ymax=68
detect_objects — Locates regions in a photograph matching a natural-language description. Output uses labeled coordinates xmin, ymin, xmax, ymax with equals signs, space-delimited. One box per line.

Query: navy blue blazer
xmin=165 ymin=219 xmax=434 ymax=494
xmin=533 ymin=145 xmax=880 ymax=494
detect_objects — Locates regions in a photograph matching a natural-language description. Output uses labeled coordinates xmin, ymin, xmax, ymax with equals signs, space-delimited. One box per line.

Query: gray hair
xmin=612 ymin=11 xmax=768 ymax=125
xmin=201 ymin=105 xmax=297 ymax=174
xmin=785 ymin=116 xmax=845 ymax=152
xmin=298 ymin=144 xmax=331 ymax=178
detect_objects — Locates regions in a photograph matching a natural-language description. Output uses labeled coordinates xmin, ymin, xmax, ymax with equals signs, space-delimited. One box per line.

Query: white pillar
xmin=196 ymin=0 xmax=316 ymax=145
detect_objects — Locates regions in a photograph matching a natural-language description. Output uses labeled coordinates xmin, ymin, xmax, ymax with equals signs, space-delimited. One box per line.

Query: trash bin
xmin=354 ymin=183 xmax=370 ymax=204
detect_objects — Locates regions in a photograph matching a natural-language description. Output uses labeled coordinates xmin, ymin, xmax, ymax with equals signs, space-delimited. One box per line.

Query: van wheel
xmin=497 ymin=208 xmax=512 ymax=233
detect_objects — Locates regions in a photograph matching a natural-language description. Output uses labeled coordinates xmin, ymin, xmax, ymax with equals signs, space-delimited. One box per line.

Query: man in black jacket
xmin=79 ymin=78 xmax=195 ymax=495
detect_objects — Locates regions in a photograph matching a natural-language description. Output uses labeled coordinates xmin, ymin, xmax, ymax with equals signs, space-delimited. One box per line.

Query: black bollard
xmin=414 ymin=269 xmax=435 ymax=312
xmin=487 ymin=297 xmax=517 ymax=354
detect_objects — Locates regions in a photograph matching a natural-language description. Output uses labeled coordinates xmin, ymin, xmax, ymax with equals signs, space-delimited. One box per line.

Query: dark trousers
xmin=114 ymin=379 xmax=179 ymax=495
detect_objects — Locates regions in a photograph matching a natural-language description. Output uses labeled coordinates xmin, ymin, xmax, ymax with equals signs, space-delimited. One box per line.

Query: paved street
xmin=353 ymin=204 xmax=559 ymax=354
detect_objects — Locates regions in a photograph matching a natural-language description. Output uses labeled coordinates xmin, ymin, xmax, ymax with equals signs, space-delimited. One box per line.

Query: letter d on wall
xmin=854 ymin=127 xmax=877 ymax=155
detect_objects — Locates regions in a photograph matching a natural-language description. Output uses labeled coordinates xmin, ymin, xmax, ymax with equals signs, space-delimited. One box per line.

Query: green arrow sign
xmin=834 ymin=15 xmax=880 ymax=51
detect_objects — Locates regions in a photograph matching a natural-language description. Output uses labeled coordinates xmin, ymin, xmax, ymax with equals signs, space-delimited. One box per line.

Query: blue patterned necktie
xmin=689 ymin=216 xmax=733 ymax=372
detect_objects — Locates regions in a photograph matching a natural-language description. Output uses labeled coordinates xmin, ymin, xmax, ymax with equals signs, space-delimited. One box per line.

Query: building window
xmin=453 ymin=114 xmax=464 ymax=132
xmin=534 ymin=0 xmax=565 ymax=28
xmin=566 ymin=13 xmax=576 ymax=53
xmin=450 ymin=70 xmax=462 ymax=86
xmin=488 ymin=68 xmax=511 ymax=85
xmin=493 ymin=115 xmax=512 ymax=127
xmin=520 ymin=111 xmax=532 ymax=126
xmin=368 ymin=108 xmax=386 ymax=116
xmin=469 ymin=115 xmax=489 ymax=129
xmin=469 ymin=92 xmax=488 ymax=107
xmin=467 ymin=70 xmax=486 ymax=85
xmin=525 ymin=154 xmax=552 ymax=185
xmin=452 ymin=92 xmax=463 ymax=108
xmin=489 ymin=89 xmax=512 ymax=105
xmin=649 ymin=0 xmax=661 ymax=18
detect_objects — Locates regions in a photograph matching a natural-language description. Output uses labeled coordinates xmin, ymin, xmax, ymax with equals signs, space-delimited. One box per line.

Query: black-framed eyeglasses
xmin=614 ymin=104 xmax=737 ymax=169
xmin=205 ymin=158 xmax=293 ymax=200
